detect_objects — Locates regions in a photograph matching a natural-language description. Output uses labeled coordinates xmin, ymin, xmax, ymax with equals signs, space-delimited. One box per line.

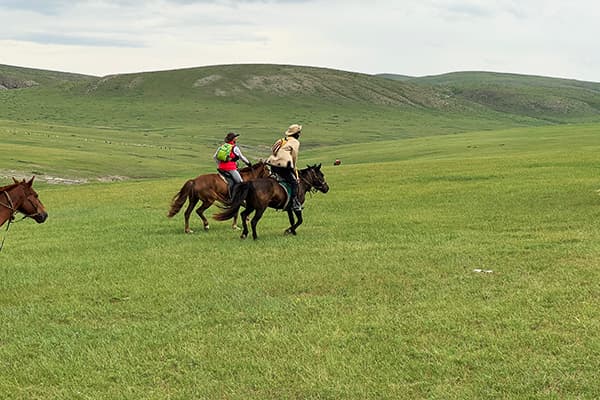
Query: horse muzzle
xmin=32 ymin=212 xmax=48 ymax=223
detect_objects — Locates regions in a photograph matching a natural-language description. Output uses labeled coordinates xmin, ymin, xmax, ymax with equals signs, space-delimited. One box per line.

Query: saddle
xmin=218 ymin=170 xmax=236 ymax=198
xmin=270 ymin=172 xmax=293 ymax=210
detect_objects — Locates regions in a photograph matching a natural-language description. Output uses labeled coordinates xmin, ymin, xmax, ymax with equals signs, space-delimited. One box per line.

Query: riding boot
xmin=290 ymin=180 xmax=302 ymax=211
xmin=228 ymin=182 xmax=239 ymax=202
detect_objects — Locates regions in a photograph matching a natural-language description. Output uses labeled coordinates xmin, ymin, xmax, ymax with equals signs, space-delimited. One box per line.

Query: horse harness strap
xmin=0 ymin=190 xmax=34 ymax=252
xmin=0 ymin=192 xmax=15 ymax=253
xmin=0 ymin=188 xmax=41 ymax=222
xmin=0 ymin=191 xmax=16 ymax=219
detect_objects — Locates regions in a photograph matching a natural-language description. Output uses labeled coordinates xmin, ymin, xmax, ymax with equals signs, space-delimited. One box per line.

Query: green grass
xmin=407 ymin=71 xmax=600 ymax=122
xmin=1 ymin=125 xmax=599 ymax=398
xmin=0 ymin=63 xmax=95 ymax=88
xmin=5 ymin=63 xmax=600 ymax=151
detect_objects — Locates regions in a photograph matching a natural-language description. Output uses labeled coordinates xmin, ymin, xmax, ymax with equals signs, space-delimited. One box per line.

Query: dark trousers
xmin=271 ymin=166 xmax=298 ymax=198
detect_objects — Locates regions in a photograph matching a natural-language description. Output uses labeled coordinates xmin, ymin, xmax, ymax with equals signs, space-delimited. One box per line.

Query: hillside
xmin=78 ymin=64 xmax=457 ymax=110
xmin=376 ymin=73 xmax=415 ymax=81
xmin=0 ymin=64 xmax=95 ymax=90
xmin=2 ymin=64 xmax=600 ymax=149
xmin=404 ymin=71 xmax=600 ymax=122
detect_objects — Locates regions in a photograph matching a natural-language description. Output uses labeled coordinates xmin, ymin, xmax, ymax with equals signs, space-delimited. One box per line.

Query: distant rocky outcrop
xmin=0 ymin=77 xmax=39 ymax=89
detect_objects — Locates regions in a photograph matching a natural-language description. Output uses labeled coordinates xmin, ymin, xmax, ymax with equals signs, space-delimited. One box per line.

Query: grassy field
xmin=6 ymin=63 xmax=600 ymax=154
xmin=1 ymin=124 xmax=599 ymax=398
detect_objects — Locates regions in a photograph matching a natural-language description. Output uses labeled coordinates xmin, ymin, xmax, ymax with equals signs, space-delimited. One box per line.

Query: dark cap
xmin=224 ymin=132 xmax=240 ymax=142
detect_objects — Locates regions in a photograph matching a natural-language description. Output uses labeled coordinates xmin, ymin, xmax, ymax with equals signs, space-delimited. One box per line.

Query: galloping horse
xmin=168 ymin=161 xmax=270 ymax=233
xmin=214 ymin=164 xmax=329 ymax=240
xmin=0 ymin=177 xmax=48 ymax=227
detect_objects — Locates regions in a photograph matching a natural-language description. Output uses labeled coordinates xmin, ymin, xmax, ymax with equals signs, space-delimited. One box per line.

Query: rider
xmin=214 ymin=132 xmax=252 ymax=192
xmin=267 ymin=124 xmax=302 ymax=211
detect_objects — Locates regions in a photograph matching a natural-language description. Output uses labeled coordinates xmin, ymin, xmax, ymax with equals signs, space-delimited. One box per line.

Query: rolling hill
xmin=0 ymin=64 xmax=95 ymax=89
xmin=2 ymin=63 xmax=600 ymax=182
xmin=2 ymin=64 xmax=600 ymax=148
xmin=404 ymin=71 xmax=600 ymax=123
xmin=2 ymin=64 xmax=600 ymax=130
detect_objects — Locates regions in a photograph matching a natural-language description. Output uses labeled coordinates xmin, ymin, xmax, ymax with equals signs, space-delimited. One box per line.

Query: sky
xmin=1 ymin=0 xmax=599 ymax=82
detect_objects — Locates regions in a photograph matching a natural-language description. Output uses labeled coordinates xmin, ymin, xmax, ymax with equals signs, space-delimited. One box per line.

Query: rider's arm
xmin=233 ymin=146 xmax=251 ymax=166
xmin=212 ymin=149 xmax=219 ymax=165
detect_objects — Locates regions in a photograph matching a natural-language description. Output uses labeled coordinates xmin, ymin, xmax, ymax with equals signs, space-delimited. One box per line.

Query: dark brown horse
xmin=0 ymin=177 xmax=48 ymax=228
xmin=214 ymin=164 xmax=329 ymax=240
xmin=168 ymin=161 xmax=270 ymax=233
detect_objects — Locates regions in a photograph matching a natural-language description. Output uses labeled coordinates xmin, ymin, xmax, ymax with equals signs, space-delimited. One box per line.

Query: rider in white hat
xmin=267 ymin=124 xmax=302 ymax=210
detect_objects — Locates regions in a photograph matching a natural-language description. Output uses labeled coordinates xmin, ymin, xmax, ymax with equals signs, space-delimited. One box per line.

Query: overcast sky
xmin=1 ymin=0 xmax=599 ymax=81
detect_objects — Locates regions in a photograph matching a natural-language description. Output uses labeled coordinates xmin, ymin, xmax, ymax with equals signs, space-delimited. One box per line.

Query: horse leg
xmin=232 ymin=210 xmax=240 ymax=230
xmin=285 ymin=210 xmax=303 ymax=236
xmin=285 ymin=210 xmax=296 ymax=236
xmin=195 ymin=199 xmax=213 ymax=231
xmin=183 ymin=196 xmax=199 ymax=233
xmin=231 ymin=211 xmax=249 ymax=230
xmin=240 ymin=207 xmax=253 ymax=239
xmin=250 ymin=208 xmax=265 ymax=240
xmin=292 ymin=210 xmax=303 ymax=232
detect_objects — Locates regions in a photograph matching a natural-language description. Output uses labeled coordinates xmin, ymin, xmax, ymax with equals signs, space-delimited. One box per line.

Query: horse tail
xmin=167 ymin=179 xmax=194 ymax=218
xmin=213 ymin=182 xmax=250 ymax=221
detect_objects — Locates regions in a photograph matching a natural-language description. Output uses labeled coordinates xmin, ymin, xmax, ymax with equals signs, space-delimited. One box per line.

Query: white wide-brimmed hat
xmin=285 ymin=124 xmax=302 ymax=136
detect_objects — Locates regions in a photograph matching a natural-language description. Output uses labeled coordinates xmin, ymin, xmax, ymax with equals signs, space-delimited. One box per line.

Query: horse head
xmin=15 ymin=177 xmax=48 ymax=223
xmin=303 ymin=164 xmax=329 ymax=194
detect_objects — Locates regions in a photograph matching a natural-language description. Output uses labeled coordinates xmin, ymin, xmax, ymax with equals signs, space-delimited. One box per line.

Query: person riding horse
xmin=213 ymin=132 xmax=251 ymax=196
xmin=266 ymin=124 xmax=302 ymax=211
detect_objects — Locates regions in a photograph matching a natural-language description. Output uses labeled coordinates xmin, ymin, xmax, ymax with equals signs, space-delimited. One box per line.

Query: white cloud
xmin=0 ymin=0 xmax=599 ymax=81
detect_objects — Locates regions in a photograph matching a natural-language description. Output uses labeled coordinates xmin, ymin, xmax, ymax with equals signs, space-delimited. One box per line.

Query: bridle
xmin=1 ymin=189 xmax=43 ymax=220
xmin=300 ymin=169 xmax=327 ymax=193
xmin=0 ymin=191 xmax=16 ymax=252
xmin=0 ymin=191 xmax=16 ymax=221
xmin=0 ymin=188 xmax=43 ymax=252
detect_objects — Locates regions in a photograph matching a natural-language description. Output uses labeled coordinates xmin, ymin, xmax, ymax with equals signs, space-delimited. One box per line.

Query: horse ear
xmin=13 ymin=177 xmax=19 ymax=183
xmin=317 ymin=163 xmax=322 ymax=169
xmin=28 ymin=176 xmax=35 ymax=186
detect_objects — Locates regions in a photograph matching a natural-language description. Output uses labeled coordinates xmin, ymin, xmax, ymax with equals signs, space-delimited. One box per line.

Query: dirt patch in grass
xmin=1 ymin=170 xmax=129 ymax=185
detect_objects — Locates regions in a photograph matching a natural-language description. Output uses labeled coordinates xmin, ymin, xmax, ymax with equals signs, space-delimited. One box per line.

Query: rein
xmin=0 ymin=216 xmax=12 ymax=252
xmin=0 ymin=189 xmax=40 ymax=253
xmin=0 ymin=191 xmax=15 ymax=215
xmin=0 ymin=191 xmax=15 ymax=252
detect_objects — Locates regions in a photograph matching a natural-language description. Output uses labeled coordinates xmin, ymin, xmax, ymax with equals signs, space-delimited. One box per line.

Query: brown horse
xmin=214 ymin=164 xmax=329 ymax=240
xmin=0 ymin=177 xmax=48 ymax=228
xmin=167 ymin=161 xmax=270 ymax=233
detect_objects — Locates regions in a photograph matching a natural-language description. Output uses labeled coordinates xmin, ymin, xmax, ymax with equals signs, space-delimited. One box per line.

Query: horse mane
xmin=299 ymin=164 xmax=318 ymax=176
xmin=239 ymin=160 xmax=265 ymax=174
xmin=0 ymin=182 xmax=20 ymax=192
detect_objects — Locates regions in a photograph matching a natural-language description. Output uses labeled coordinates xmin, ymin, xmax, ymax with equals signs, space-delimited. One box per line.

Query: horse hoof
xmin=232 ymin=225 xmax=240 ymax=230
xmin=204 ymin=225 xmax=210 ymax=231
xmin=240 ymin=234 xmax=247 ymax=240
xmin=185 ymin=229 xmax=194 ymax=234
